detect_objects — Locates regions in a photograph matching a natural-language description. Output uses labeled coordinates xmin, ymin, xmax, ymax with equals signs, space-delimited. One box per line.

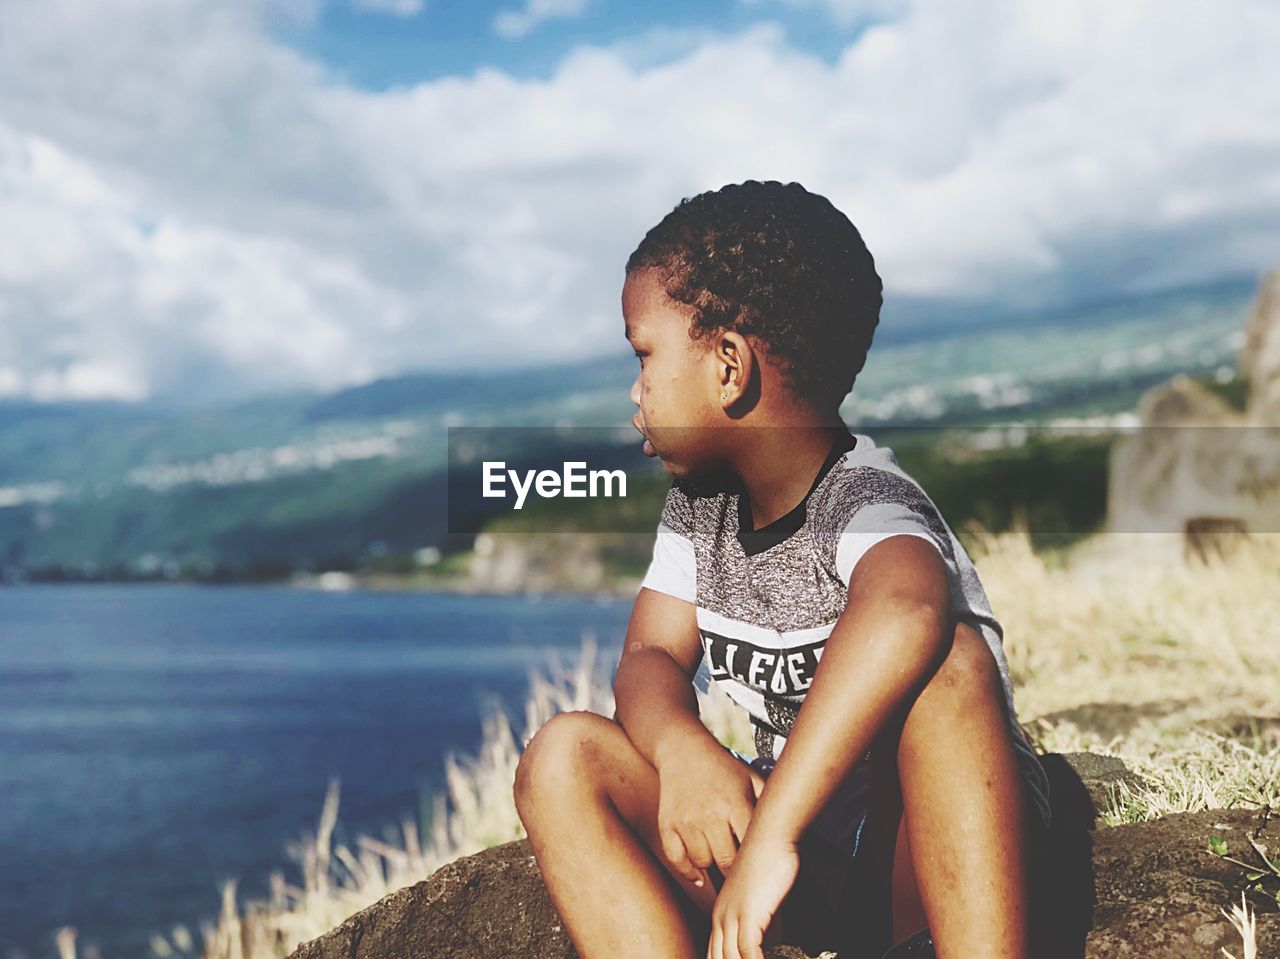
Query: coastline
xmin=290 ymin=568 xmax=644 ymax=599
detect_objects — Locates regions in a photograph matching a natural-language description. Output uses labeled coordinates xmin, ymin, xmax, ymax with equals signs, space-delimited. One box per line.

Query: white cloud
xmin=352 ymin=0 xmax=424 ymax=16
xmin=493 ymin=0 xmax=590 ymax=41
xmin=0 ymin=0 xmax=1277 ymax=405
xmin=0 ymin=118 xmax=403 ymax=404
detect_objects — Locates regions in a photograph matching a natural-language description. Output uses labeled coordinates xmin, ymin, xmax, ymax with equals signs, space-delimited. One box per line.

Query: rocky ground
xmin=286 ymin=752 xmax=1279 ymax=959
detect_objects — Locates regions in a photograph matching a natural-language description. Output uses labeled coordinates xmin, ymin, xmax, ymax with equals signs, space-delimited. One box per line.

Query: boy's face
xmin=622 ymin=267 xmax=729 ymax=481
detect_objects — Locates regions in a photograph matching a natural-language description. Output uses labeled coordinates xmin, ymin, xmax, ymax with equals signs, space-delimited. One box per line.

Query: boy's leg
xmin=859 ymin=620 xmax=1034 ymax=959
xmin=514 ymin=709 xmax=780 ymax=959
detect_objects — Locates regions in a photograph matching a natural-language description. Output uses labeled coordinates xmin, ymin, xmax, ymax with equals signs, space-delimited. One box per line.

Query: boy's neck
xmin=731 ymin=417 xmax=851 ymax=530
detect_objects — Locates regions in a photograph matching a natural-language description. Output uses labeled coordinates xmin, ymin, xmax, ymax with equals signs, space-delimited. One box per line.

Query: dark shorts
xmin=725 ymin=743 xmax=1054 ymax=959
xmin=726 ymin=744 xmax=887 ymax=956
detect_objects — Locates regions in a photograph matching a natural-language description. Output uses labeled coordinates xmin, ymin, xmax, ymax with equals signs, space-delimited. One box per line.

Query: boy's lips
xmin=632 ymin=417 xmax=656 ymax=458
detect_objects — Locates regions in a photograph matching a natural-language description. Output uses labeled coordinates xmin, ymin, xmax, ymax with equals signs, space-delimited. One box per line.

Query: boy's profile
xmin=514 ymin=180 xmax=1054 ymax=959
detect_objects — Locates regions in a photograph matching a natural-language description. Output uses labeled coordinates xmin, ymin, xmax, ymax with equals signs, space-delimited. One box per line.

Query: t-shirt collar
xmin=736 ymin=428 xmax=858 ymax=557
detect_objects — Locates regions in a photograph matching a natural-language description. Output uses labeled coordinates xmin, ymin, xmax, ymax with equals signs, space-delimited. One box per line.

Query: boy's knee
xmin=513 ymin=709 xmax=608 ymax=808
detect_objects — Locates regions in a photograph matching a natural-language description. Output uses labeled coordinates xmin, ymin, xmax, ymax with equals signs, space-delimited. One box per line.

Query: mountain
xmin=0 ymin=281 xmax=1255 ymax=582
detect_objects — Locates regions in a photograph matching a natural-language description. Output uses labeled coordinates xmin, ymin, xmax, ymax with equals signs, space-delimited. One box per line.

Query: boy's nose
xmin=629 ymin=372 xmax=641 ymax=407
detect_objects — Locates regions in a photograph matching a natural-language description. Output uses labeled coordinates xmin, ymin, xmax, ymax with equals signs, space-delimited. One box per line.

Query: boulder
xmin=289 ymin=838 xmax=574 ymax=959
xmin=1138 ymin=373 xmax=1239 ymax=428
xmin=287 ymin=752 xmax=1279 ymax=959
xmin=1050 ymin=751 xmax=1148 ymax=817
xmin=1241 ymin=265 xmax=1280 ymax=422
xmin=1107 ymin=266 xmax=1280 ymax=541
xmin=1106 ymin=373 xmax=1280 ymax=537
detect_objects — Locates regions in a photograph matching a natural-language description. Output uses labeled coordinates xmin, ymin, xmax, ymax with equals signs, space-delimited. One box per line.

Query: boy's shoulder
xmin=812 ymin=435 xmax=938 ymax=520
xmin=809 ymin=435 xmax=957 ymax=564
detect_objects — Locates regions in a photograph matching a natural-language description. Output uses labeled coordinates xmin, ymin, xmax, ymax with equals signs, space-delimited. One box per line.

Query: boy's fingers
xmin=704 ymin=821 xmax=736 ymax=873
xmin=723 ymin=915 xmax=740 ymax=959
xmin=682 ymin=826 xmax=715 ymax=874
xmin=708 ymin=921 xmax=722 ymax=959
xmin=748 ymin=771 xmax=766 ymax=800
xmin=661 ymin=827 xmax=701 ymax=884
xmin=729 ymin=806 xmax=751 ymax=847
xmin=741 ymin=924 xmax=766 ymax=959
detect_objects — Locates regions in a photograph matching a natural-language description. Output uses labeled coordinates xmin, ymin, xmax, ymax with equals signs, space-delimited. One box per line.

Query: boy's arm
xmin=743 ymin=534 xmax=952 ymax=845
xmin=613 ymin=586 xmax=724 ymax=773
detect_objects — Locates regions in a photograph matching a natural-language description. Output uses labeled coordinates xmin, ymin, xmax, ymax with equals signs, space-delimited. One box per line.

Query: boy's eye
xmin=634 ymin=350 xmax=647 ymax=366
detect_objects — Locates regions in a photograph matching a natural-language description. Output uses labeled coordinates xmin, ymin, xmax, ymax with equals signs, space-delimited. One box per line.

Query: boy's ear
xmin=715 ymin=330 xmax=755 ymax=409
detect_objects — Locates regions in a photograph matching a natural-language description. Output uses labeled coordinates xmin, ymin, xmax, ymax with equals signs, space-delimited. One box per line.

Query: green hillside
xmin=0 ymin=282 xmax=1252 ymax=585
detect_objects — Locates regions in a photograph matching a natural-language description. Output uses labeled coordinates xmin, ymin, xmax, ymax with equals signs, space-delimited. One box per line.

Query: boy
xmin=514 ymin=180 xmax=1053 ymax=959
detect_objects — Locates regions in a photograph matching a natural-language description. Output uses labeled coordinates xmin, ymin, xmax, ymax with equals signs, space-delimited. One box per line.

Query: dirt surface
xmin=287 ymin=753 xmax=1278 ymax=959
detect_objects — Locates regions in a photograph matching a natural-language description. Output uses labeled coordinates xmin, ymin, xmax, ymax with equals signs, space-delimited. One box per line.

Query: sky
xmin=0 ymin=0 xmax=1277 ymax=406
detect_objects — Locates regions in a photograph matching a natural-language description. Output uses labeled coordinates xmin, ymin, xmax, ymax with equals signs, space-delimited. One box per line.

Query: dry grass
xmin=51 ymin=525 xmax=1277 ymax=958
xmin=971 ymin=521 xmax=1280 ymax=827
xmin=1030 ymin=722 xmax=1278 ymax=824
xmin=1221 ymin=891 xmax=1260 ymax=959
xmin=972 ymin=524 xmax=1280 ymax=713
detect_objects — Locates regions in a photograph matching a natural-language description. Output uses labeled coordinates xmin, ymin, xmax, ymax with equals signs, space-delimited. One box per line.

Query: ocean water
xmin=0 ymin=583 xmax=632 ymax=959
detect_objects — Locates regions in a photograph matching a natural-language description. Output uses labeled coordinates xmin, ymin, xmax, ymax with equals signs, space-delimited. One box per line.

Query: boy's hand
xmin=655 ymin=739 xmax=767 ymax=889
xmin=707 ymin=832 xmax=800 ymax=959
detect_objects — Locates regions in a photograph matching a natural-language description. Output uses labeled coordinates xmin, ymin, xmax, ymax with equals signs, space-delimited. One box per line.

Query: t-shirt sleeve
xmin=639 ymin=482 xmax=697 ymax=604
xmin=815 ymin=466 xmax=958 ymax=591
xmin=834 ymin=500 xmax=956 ymax=588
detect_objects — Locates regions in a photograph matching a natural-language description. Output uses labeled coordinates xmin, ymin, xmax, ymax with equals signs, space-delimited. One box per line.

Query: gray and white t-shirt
xmin=640 ymin=430 xmax=1053 ymax=831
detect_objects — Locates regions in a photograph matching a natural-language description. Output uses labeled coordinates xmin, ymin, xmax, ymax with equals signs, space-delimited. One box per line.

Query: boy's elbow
xmin=902 ymin=593 xmax=951 ymax=630
xmin=873 ymin=595 xmax=952 ymax=670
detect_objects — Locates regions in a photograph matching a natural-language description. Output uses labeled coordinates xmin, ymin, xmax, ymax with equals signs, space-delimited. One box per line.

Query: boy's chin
xmin=661 ymin=456 xmax=738 ymax=496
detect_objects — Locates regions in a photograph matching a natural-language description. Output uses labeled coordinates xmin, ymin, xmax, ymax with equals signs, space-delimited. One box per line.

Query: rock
xmin=1138 ymin=373 xmax=1239 ymax=427
xmin=288 ymin=841 xmax=575 ymax=959
xmin=1107 ymin=267 xmax=1280 ymax=541
xmin=469 ymin=531 xmax=609 ymax=593
xmin=1055 ymin=751 xmax=1149 ymax=818
xmin=1107 ymin=374 xmax=1278 ymax=537
xmin=1241 ymin=265 xmax=1280 ymax=421
xmin=465 ymin=531 xmax=648 ymax=594
xmin=288 ymin=752 xmax=1278 ymax=959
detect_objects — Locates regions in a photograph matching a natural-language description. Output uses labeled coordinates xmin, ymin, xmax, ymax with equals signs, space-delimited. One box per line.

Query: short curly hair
xmin=625 ymin=180 xmax=883 ymax=409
